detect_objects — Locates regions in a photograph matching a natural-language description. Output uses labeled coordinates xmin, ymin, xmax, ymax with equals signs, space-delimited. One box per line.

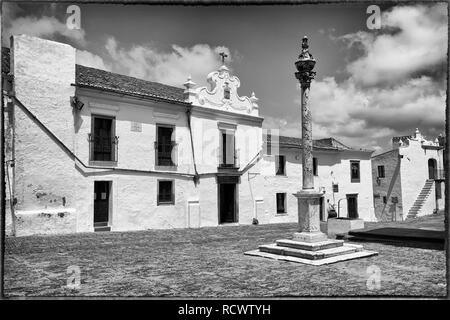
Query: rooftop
xmin=264 ymin=134 xmax=372 ymax=152
xmin=2 ymin=46 xmax=186 ymax=104
xmin=75 ymin=64 xmax=186 ymax=104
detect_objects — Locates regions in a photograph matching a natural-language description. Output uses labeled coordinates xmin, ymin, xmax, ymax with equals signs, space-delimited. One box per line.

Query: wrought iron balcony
xmin=154 ymin=141 xmax=178 ymax=167
xmin=88 ymin=133 xmax=118 ymax=163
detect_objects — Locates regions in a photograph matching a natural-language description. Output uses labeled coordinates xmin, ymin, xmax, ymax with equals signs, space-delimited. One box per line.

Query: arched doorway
xmin=428 ymin=158 xmax=437 ymax=179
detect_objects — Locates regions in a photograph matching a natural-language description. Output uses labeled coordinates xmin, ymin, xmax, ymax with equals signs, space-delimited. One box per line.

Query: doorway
xmin=94 ymin=181 xmax=111 ymax=227
xmin=319 ymin=197 xmax=325 ymax=221
xmin=219 ymin=183 xmax=237 ymax=223
xmin=428 ymin=158 xmax=437 ymax=180
xmin=346 ymin=194 xmax=358 ymax=219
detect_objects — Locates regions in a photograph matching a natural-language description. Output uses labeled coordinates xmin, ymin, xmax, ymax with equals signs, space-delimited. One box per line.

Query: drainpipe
xmin=185 ymin=106 xmax=200 ymax=185
xmin=0 ymin=47 xmax=5 ymax=297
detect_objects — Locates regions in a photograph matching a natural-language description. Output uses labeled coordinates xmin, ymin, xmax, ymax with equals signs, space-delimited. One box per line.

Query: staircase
xmin=245 ymin=237 xmax=377 ymax=266
xmin=407 ymin=179 xmax=434 ymax=219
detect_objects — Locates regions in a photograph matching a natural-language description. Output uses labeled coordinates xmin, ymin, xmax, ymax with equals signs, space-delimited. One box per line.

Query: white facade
xmin=372 ymin=129 xmax=445 ymax=221
xmin=4 ymin=35 xmax=376 ymax=236
xmin=252 ymin=140 xmax=376 ymax=224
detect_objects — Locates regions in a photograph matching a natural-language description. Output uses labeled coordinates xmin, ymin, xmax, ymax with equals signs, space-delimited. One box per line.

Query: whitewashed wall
xmin=252 ymin=147 xmax=376 ymax=222
xmin=398 ymin=136 xmax=444 ymax=217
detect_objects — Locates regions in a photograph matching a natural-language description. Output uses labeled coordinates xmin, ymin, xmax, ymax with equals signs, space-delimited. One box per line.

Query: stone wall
xmin=11 ymin=35 xmax=79 ymax=235
xmin=371 ymin=149 xmax=403 ymax=221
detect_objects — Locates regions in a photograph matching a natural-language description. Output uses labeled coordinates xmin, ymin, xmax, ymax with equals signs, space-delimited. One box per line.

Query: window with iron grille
xmin=276 ymin=193 xmax=287 ymax=214
xmin=377 ymin=165 xmax=385 ymax=178
xmin=158 ymin=180 xmax=174 ymax=205
xmin=350 ymin=161 xmax=360 ymax=183
xmin=90 ymin=115 xmax=117 ymax=162
xmin=275 ymin=155 xmax=286 ymax=175
xmin=156 ymin=125 xmax=176 ymax=166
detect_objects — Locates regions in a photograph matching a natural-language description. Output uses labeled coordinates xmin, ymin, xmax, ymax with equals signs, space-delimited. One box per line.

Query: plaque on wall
xmin=131 ymin=121 xmax=142 ymax=132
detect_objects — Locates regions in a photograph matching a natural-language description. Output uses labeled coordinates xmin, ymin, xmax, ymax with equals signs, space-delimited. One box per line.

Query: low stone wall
xmin=15 ymin=208 xmax=77 ymax=236
xmin=327 ymin=218 xmax=365 ymax=238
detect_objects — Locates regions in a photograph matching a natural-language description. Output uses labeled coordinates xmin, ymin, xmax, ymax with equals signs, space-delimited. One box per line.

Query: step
xmin=259 ymin=243 xmax=362 ymax=260
xmin=275 ymin=239 xmax=344 ymax=251
xmin=94 ymin=221 xmax=108 ymax=227
xmin=245 ymin=248 xmax=378 ymax=266
xmin=94 ymin=226 xmax=111 ymax=232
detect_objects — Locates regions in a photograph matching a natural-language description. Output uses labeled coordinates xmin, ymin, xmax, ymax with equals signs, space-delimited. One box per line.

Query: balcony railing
xmin=155 ymin=141 xmax=178 ymax=167
xmin=218 ymin=147 xmax=240 ymax=168
xmin=88 ymin=134 xmax=119 ymax=162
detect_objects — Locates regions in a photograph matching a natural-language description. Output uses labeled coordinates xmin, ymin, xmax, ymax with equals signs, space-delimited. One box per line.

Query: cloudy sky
xmin=2 ymin=2 xmax=447 ymax=153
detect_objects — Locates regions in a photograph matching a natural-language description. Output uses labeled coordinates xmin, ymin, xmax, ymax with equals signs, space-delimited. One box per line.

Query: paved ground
xmin=4 ymin=213 xmax=446 ymax=297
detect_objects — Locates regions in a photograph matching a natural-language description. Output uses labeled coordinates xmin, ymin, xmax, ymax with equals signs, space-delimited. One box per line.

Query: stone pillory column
xmin=244 ymin=36 xmax=378 ymax=264
xmin=293 ymin=36 xmax=326 ymax=243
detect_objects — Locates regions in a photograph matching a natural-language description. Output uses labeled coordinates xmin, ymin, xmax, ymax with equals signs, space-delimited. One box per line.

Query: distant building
xmin=255 ymin=135 xmax=376 ymax=224
xmin=371 ymin=129 xmax=445 ymax=221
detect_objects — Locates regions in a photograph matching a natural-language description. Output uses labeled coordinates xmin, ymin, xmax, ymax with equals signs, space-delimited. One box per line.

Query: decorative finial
xmin=219 ymin=52 xmax=228 ymax=64
xmin=302 ymin=36 xmax=309 ymax=49
xmin=295 ymin=35 xmax=316 ymax=88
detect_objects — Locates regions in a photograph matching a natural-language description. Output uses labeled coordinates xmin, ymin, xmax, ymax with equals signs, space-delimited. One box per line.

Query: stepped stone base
xmin=245 ymin=237 xmax=377 ymax=266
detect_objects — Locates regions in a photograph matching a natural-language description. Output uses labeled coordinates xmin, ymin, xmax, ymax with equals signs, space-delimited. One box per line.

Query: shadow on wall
xmin=376 ymin=154 xmax=401 ymax=222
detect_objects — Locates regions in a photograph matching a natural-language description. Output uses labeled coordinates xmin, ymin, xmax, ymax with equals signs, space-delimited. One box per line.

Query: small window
xmin=350 ymin=161 xmax=360 ymax=183
xmin=158 ymin=180 xmax=174 ymax=205
xmin=276 ymin=193 xmax=287 ymax=214
xmin=377 ymin=165 xmax=385 ymax=178
xmin=313 ymin=157 xmax=318 ymax=176
xmin=275 ymin=155 xmax=286 ymax=175
xmin=332 ymin=183 xmax=339 ymax=193
xmin=391 ymin=196 xmax=398 ymax=203
xmin=382 ymin=196 xmax=387 ymax=204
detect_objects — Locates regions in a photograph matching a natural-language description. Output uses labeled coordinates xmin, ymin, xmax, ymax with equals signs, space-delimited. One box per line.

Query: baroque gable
xmin=184 ymin=65 xmax=259 ymax=117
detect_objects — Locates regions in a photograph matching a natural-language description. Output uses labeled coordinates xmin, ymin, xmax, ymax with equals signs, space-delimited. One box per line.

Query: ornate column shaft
xmin=301 ymin=85 xmax=314 ymax=190
xmin=293 ymin=36 xmax=326 ymax=242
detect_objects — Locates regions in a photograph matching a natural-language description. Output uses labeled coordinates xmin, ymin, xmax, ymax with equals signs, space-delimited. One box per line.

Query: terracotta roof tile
xmin=75 ymin=65 xmax=186 ymax=103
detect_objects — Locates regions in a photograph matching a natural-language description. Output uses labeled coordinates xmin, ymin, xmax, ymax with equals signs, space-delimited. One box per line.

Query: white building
xmin=254 ymin=135 xmax=376 ymax=224
xmin=371 ymin=129 xmax=445 ymax=221
xmin=3 ymin=35 xmax=376 ymax=236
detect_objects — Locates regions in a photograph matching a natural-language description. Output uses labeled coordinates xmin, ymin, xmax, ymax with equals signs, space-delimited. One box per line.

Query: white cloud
xmin=270 ymin=3 xmax=447 ymax=152
xmin=2 ymin=3 xmax=86 ymax=47
xmin=308 ymin=76 xmax=445 ymax=150
xmin=103 ymin=37 xmax=232 ymax=87
xmin=76 ymin=50 xmax=110 ymax=70
xmin=340 ymin=3 xmax=447 ymax=86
